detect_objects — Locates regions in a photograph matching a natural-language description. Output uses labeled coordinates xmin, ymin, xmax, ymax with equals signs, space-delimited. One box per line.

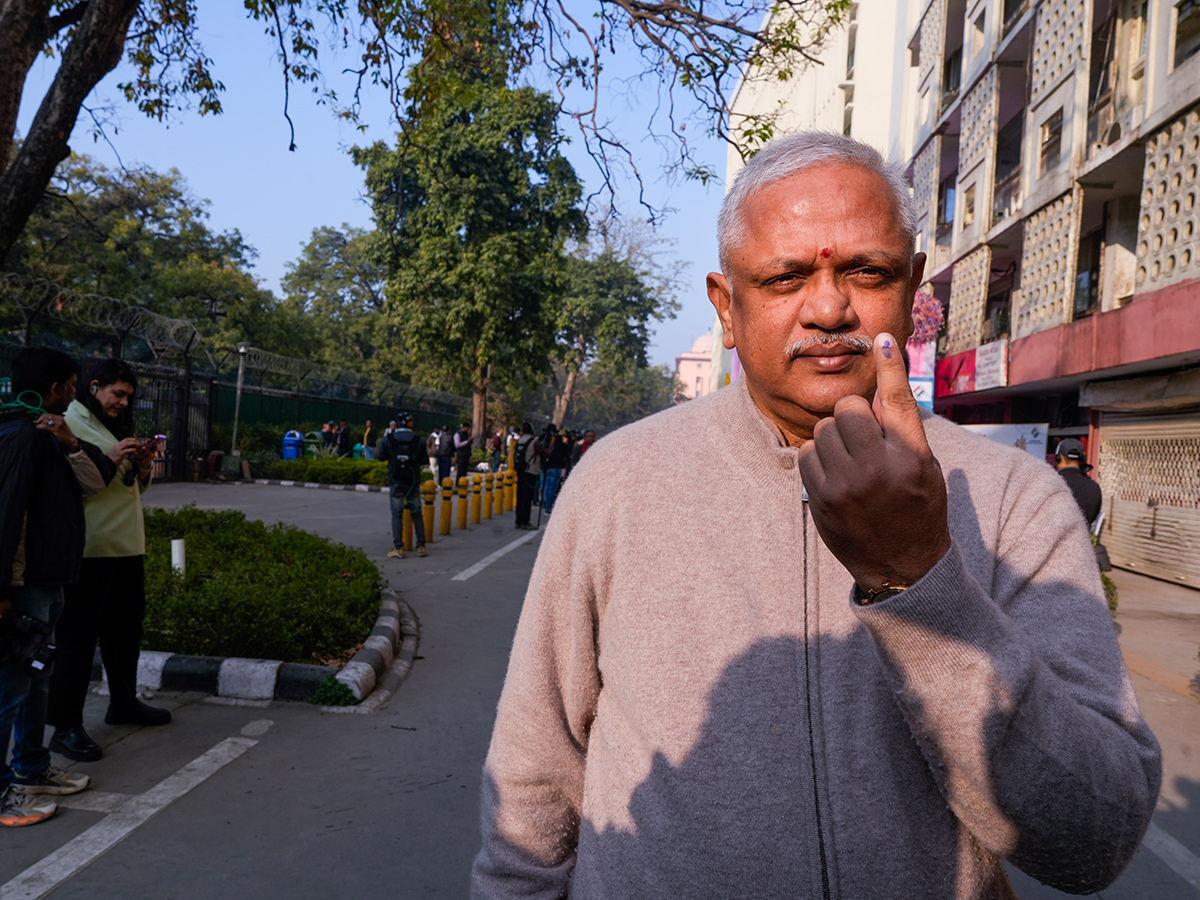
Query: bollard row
xmin=398 ymin=471 xmax=520 ymax=551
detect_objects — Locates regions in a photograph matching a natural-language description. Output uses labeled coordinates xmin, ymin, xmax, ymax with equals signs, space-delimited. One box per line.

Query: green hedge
xmin=256 ymin=457 xmax=438 ymax=486
xmin=143 ymin=507 xmax=382 ymax=664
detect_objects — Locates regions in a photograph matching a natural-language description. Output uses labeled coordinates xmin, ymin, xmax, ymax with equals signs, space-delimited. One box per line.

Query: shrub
xmin=143 ymin=507 xmax=381 ymax=664
xmin=254 ymin=457 xmax=432 ymax=486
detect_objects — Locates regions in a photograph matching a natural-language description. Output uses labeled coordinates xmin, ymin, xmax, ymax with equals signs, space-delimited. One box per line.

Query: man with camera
xmin=0 ymin=348 xmax=114 ymax=827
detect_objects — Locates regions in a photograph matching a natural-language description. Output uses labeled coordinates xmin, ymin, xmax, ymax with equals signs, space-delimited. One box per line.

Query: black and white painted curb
xmin=91 ymin=589 xmax=419 ymax=708
xmin=248 ymin=478 xmax=386 ymax=492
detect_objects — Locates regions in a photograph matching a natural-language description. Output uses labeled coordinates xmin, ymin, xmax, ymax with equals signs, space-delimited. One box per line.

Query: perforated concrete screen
xmin=945 ymin=245 xmax=993 ymax=354
xmin=959 ymin=65 xmax=997 ymax=176
xmin=913 ymin=136 xmax=942 ymax=255
xmin=1136 ymin=106 xmax=1200 ymax=294
xmin=1016 ymin=189 xmax=1080 ymax=338
xmin=1030 ymin=0 xmax=1087 ymax=109
xmin=919 ymin=0 xmax=947 ymax=89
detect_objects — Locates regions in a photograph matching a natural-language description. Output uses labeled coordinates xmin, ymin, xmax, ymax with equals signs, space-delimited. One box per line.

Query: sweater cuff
xmin=850 ymin=540 xmax=1018 ymax=686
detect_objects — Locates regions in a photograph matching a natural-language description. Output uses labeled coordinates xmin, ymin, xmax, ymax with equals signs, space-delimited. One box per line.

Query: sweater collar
xmin=712 ymin=377 xmax=805 ymax=484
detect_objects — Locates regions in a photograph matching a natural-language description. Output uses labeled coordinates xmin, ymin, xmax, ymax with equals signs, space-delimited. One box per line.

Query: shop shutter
xmin=1096 ymin=412 xmax=1200 ymax=587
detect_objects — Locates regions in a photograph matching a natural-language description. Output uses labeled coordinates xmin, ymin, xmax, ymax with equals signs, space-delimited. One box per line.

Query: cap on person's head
xmin=521 ymin=421 xmax=533 ymax=434
xmin=1056 ymin=438 xmax=1086 ymax=461
xmin=396 ymin=410 xmax=414 ymax=426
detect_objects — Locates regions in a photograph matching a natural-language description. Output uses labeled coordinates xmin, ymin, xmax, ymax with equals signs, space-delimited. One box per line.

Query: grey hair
xmin=717 ymin=132 xmax=918 ymax=272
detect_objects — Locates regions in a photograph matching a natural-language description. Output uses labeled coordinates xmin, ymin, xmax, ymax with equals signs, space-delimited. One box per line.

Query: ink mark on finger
xmin=882 ymin=340 xmax=894 ymax=360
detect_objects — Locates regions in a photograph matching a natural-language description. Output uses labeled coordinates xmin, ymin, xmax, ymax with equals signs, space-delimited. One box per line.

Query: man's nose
xmin=797 ymin=271 xmax=857 ymax=330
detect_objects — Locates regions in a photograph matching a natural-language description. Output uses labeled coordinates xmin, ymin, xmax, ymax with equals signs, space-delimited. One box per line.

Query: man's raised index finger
xmin=872 ymin=332 xmax=924 ymax=437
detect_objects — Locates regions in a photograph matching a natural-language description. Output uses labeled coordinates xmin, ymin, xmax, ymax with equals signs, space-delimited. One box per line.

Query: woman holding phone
xmin=48 ymin=359 xmax=171 ymax=762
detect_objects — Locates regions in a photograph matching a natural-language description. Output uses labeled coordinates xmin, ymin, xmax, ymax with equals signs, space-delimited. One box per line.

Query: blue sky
xmin=16 ymin=9 xmax=724 ymax=369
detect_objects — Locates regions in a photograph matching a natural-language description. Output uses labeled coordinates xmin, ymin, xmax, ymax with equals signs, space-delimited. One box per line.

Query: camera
xmin=0 ymin=613 xmax=56 ymax=675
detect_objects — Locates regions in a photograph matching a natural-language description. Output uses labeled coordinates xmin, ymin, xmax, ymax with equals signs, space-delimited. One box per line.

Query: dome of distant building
xmin=674 ymin=331 xmax=713 ymax=402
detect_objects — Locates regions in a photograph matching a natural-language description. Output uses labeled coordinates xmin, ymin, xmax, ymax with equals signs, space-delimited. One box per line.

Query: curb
xmin=249 ymin=478 xmax=386 ymax=492
xmin=90 ymin=589 xmax=419 ymax=708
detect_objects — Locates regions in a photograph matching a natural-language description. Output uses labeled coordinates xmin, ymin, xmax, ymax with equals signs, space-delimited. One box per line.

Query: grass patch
xmin=144 ymin=507 xmax=381 ymax=664
xmin=309 ymin=674 xmax=359 ymax=706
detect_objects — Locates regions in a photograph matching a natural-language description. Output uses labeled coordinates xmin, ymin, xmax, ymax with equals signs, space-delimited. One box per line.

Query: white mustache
xmin=785 ymin=332 xmax=874 ymax=359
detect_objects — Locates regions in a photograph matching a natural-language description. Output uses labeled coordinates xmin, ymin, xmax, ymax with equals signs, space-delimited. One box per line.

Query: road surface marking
xmin=53 ymin=792 xmax=132 ymax=814
xmin=451 ymin=533 xmax=536 ymax=581
xmin=0 ymin=736 xmax=257 ymax=900
xmin=1142 ymin=821 xmax=1200 ymax=888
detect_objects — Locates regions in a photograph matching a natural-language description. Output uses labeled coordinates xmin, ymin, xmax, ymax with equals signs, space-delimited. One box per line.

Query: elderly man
xmin=471 ymin=133 xmax=1160 ymax=899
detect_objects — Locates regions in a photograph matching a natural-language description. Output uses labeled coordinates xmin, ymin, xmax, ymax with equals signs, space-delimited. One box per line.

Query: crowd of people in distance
xmin=1 ymin=349 xmax=172 ymax=828
xmin=370 ymin=417 xmax=599 ymax=557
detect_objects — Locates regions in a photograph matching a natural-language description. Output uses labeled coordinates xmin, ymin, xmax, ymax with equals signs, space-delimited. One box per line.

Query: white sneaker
xmin=14 ymin=765 xmax=90 ymax=796
xmin=0 ymin=785 xmax=57 ymax=827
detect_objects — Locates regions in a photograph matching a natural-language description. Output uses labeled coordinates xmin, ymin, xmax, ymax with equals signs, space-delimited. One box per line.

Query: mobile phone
xmin=139 ymin=434 xmax=167 ymax=449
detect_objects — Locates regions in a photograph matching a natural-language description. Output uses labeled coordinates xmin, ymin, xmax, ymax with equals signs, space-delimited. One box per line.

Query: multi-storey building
xmin=724 ymin=0 xmax=1200 ymax=585
xmin=675 ymin=332 xmax=714 ymax=400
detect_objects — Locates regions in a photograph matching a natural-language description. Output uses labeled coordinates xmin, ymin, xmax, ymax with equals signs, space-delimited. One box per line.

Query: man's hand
xmin=798 ymin=332 xmax=952 ymax=594
xmin=34 ymin=413 xmax=80 ymax=452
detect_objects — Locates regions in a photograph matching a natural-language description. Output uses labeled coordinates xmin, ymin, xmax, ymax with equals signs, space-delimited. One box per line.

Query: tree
xmin=548 ymin=250 xmax=676 ymax=427
xmin=1 ymin=0 xmax=850 ymax=266
xmin=354 ymin=1 xmax=586 ymax=443
xmin=278 ymin=224 xmax=407 ymax=378
xmin=10 ymin=152 xmax=309 ymax=355
xmin=543 ymin=360 xmax=682 ymax=432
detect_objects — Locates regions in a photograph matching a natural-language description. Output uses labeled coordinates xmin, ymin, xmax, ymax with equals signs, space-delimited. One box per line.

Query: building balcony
xmin=992 ymin=168 xmax=1022 ymax=227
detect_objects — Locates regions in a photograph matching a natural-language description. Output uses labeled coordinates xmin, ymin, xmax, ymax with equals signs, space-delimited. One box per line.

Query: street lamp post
xmin=231 ymin=342 xmax=248 ymax=457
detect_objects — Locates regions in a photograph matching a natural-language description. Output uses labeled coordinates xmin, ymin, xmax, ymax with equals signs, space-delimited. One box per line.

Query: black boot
xmin=105 ymin=699 xmax=172 ymax=726
xmin=49 ymin=726 xmax=102 ymax=762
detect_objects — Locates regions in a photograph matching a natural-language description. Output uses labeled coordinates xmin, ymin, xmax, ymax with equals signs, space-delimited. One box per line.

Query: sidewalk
xmin=1007 ymin=566 xmax=1200 ymax=898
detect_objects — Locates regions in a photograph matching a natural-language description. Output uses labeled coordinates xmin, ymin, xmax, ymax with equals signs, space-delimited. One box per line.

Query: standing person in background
xmin=513 ymin=423 xmax=545 ymax=531
xmin=362 ymin=420 xmax=378 ymax=461
xmin=570 ymin=429 xmax=597 ymax=470
xmin=336 ymin=419 xmax=353 ymax=458
xmin=1054 ymin=438 xmax=1102 ymax=527
xmin=378 ymin=412 xmax=428 ymax=559
xmin=541 ymin=424 xmax=569 ymax=515
xmin=49 ymin=358 xmax=171 ymax=764
xmin=0 ymin=348 xmax=110 ymax=826
xmin=437 ymin=424 xmax=455 ymax=484
xmin=491 ymin=431 xmax=503 ymax=473
xmin=321 ymin=422 xmax=335 ymax=449
xmin=427 ymin=425 xmax=442 ymax=477
xmin=454 ymin=422 xmax=473 ymax=483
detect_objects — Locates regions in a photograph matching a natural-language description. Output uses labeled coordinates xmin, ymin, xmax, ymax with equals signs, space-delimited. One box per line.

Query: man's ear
xmin=707 ymin=272 xmax=737 ymax=351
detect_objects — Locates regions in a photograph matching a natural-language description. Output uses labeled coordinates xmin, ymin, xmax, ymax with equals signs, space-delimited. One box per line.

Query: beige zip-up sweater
xmin=472 ymin=378 xmax=1161 ymax=899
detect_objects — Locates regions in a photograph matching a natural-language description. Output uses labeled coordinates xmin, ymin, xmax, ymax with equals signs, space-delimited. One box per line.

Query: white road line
xmin=53 ymin=792 xmax=133 ymax=814
xmin=1142 ymin=821 xmax=1200 ymax=888
xmin=0 ymin=737 xmax=257 ymax=900
xmin=451 ymin=533 xmax=537 ymax=581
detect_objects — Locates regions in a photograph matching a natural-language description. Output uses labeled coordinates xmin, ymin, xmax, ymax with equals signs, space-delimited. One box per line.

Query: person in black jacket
xmin=1054 ymin=438 xmax=1102 ymax=527
xmin=0 ymin=348 xmax=114 ymax=827
xmin=378 ymin=411 xmax=429 ymax=559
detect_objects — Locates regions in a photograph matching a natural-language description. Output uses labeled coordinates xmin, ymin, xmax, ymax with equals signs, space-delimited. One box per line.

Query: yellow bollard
xmin=457 ymin=476 xmax=469 ymax=530
xmin=494 ymin=470 xmax=505 ymax=515
xmin=483 ymin=472 xmax=494 ymax=519
xmin=402 ymin=509 xmax=414 ymax=551
xmin=506 ymin=467 xmax=516 ymax=509
xmin=470 ymin=474 xmax=482 ymax=524
xmin=440 ymin=478 xmax=453 ymax=536
xmin=422 ymin=480 xmax=436 ymax=543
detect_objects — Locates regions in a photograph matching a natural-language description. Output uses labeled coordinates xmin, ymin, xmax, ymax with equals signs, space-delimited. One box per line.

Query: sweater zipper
xmin=801 ymin=492 xmax=832 ymax=900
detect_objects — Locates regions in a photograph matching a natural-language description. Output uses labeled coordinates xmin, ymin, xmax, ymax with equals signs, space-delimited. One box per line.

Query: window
xmin=962 ymin=184 xmax=976 ymax=226
xmin=695 ymin=377 xmax=702 ymax=397
xmin=1132 ymin=1 xmax=1148 ymax=67
xmin=1040 ymin=108 xmax=1063 ymax=175
xmin=1074 ymin=230 xmax=1103 ymax=317
xmin=846 ymin=27 xmax=857 ymax=79
xmin=1175 ymin=0 xmax=1200 ymax=68
xmin=943 ymin=46 xmax=963 ymax=96
xmin=972 ymin=12 xmax=986 ymax=57
xmin=937 ymin=175 xmax=957 ymax=233
xmin=843 ymin=104 xmax=854 ymax=136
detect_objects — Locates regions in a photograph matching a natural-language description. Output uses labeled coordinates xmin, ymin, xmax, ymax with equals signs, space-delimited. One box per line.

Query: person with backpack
xmin=377 ymin=411 xmax=428 ymax=559
xmin=514 ymin=422 xmax=546 ymax=531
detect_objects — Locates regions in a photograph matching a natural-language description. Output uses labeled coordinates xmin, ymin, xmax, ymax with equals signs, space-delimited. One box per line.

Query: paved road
xmin=3 ymin=482 xmax=538 ymax=899
xmin=2 ymin=483 xmax=1198 ymax=898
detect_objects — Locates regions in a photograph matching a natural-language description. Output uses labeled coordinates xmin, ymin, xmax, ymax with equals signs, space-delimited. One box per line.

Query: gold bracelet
xmin=861 ymin=581 xmax=909 ymax=605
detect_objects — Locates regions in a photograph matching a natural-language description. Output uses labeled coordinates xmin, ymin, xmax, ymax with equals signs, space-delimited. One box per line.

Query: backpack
xmin=515 ymin=435 xmax=538 ymax=475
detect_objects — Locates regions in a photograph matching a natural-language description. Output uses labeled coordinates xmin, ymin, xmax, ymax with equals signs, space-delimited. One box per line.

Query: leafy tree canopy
xmin=1 ymin=0 xmax=850 ymax=265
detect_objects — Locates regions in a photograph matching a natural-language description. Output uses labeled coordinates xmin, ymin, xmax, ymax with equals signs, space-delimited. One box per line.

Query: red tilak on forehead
xmin=820 ymin=247 xmax=832 ymax=258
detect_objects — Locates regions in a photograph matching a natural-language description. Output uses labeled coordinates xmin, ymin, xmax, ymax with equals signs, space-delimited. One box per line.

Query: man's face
xmin=585 ymin=430 xmax=596 ymax=444
xmin=45 ymin=374 xmax=77 ymax=414
xmin=707 ymin=163 xmax=925 ymax=444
